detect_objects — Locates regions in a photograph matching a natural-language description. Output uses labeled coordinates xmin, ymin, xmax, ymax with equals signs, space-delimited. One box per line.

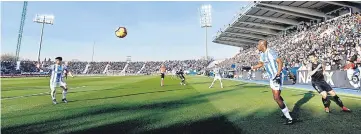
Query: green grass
xmin=1 ymin=76 xmax=361 ymax=134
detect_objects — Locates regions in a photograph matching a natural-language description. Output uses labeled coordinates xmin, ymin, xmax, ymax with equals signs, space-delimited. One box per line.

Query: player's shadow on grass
xmin=3 ymin=86 xmax=241 ymax=121
xmin=71 ymin=88 xmax=246 ymax=134
xmin=74 ymin=113 xmax=243 ymax=134
xmin=2 ymin=88 xmax=244 ymax=134
xmin=291 ymin=91 xmax=315 ymax=119
xmin=3 ymin=89 xmax=361 ymax=134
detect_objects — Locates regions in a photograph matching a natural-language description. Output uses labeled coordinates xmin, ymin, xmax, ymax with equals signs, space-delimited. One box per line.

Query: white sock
xmin=50 ymin=87 xmax=56 ymax=100
xmin=282 ymin=106 xmax=292 ymax=120
xmin=51 ymin=93 xmax=56 ymax=100
xmin=62 ymin=90 xmax=67 ymax=99
xmin=220 ymin=81 xmax=223 ymax=87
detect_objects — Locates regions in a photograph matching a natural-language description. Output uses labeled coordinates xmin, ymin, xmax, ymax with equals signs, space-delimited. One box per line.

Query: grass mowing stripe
xmin=1 ymin=76 xmax=361 ymax=134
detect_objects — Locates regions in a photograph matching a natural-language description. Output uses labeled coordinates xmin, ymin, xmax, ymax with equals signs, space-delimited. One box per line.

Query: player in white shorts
xmin=209 ymin=64 xmax=223 ymax=88
xmin=37 ymin=57 xmax=69 ymax=104
xmin=251 ymin=40 xmax=294 ymax=125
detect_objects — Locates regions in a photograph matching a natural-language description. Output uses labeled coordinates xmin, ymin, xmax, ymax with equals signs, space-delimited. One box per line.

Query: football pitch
xmin=1 ymin=76 xmax=361 ymax=134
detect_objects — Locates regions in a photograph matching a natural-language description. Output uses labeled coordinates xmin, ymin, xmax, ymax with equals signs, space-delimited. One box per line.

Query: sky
xmin=1 ymin=1 xmax=249 ymax=62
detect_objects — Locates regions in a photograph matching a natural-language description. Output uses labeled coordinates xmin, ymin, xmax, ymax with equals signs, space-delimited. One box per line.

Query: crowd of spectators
xmin=125 ymin=62 xmax=144 ymax=74
xmin=108 ymin=62 xmax=127 ymax=71
xmin=1 ymin=61 xmax=16 ymax=74
xmin=1 ymin=59 xmax=212 ymax=75
xmin=88 ymin=62 xmax=108 ymax=74
xmin=67 ymin=62 xmax=88 ymax=74
xmin=220 ymin=13 xmax=361 ymax=71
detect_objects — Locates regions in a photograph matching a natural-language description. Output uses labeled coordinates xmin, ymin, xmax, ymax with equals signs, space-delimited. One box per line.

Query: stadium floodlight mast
xmin=92 ymin=41 xmax=95 ymax=62
xmin=33 ymin=14 xmax=54 ymax=63
xmin=126 ymin=56 xmax=131 ymax=63
xmin=199 ymin=4 xmax=212 ymax=61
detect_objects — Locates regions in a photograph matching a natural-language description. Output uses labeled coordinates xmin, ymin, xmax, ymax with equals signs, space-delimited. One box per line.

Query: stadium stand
xmin=0 ymin=59 xmax=213 ymax=76
xmin=213 ymin=1 xmax=361 ymax=70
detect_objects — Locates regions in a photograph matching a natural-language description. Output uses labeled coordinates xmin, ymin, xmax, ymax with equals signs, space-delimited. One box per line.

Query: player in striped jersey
xmin=251 ymin=40 xmax=294 ymax=125
xmin=37 ymin=57 xmax=69 ymax=104
xmin=209 ymin=64 xmax=223 ymax=88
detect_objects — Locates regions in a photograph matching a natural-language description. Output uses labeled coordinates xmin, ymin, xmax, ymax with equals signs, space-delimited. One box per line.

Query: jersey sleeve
xmin=259 ymin=53 xmax=264 ymax=62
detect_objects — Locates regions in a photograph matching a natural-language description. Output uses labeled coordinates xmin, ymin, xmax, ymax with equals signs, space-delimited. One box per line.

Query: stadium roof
xmin=212 ymin=1 xmax=361 ymax=48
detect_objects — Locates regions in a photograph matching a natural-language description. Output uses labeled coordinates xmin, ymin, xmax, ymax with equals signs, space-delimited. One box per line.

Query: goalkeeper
xmin=250 ymin=40 xmax=295 ymax=125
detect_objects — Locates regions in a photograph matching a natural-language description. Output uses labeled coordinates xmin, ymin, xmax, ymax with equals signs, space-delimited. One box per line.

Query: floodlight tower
xmin=33 ymin=14 xmax=54 ymax=63
xmin=126 ymin=56 xmax=132 ymax=63
xmin=92 ymin=41 xmax=95 ymax=62
xmin=15 ymin=1 xmax=28 ymax=62
xmin=199 ymin=4 xmax=212 ymax=60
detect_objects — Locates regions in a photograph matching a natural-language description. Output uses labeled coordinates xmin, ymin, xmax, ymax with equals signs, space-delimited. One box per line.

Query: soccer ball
xmin=115 ymin=27 xmax=127 ymax=38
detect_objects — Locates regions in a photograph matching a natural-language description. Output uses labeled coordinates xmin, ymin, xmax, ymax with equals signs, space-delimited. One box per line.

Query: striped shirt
xmin=46 ymin=64 xmax=68 ymax=83
xmin=259 ymin=48 xmax=279 ymax=79
xmin=213 ymin=67 xmax=221 ymax=76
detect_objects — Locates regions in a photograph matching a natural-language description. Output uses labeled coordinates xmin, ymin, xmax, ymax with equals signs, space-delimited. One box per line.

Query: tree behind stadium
xmin=1 ymin=54 xmax=17 ymax=61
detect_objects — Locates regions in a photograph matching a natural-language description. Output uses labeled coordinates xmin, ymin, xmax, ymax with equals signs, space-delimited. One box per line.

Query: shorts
xmin=311 ymin=80 xmax=332 ymax=93
xmin=161 ymin=73 xmax=165 ymax=79
xmin=214 ymin=75 xmax=222 ymax=80
xmin=269 ymin=75 xmax=284 ymax=90
xmin=50 ymin=81 xmax=67 ymax=88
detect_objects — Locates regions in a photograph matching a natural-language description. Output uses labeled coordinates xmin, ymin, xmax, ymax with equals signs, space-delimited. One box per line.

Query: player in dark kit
xmin=307 ymin=53 xmax=351 ymax=113
xmin=177 ymin=69 xmax=186 ymax=85
xmin=175 ymin=70 xmax=180 ymax=79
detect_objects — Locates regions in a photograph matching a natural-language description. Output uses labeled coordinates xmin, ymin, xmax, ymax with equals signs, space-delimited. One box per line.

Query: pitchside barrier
xmin=297 ymin=70 xmax=361 ymax=89
xmin=240 ymin=68 xmax=361 ymax=90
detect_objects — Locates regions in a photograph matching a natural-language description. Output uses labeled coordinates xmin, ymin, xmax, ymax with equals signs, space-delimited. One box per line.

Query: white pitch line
xmin=2 ymin=86 xmax=87 ymax=100
xmin=2 ymin=92 xmax=50 ymax=100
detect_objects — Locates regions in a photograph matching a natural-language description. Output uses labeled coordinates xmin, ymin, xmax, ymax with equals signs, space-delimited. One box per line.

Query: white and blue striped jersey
xmin=259 ymin=48 xmax=279 ymax=79
xmin=46 ymin=64 xmax=68 ymax=83
xmin=213 ymin=67 xmax=221 ymax=76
